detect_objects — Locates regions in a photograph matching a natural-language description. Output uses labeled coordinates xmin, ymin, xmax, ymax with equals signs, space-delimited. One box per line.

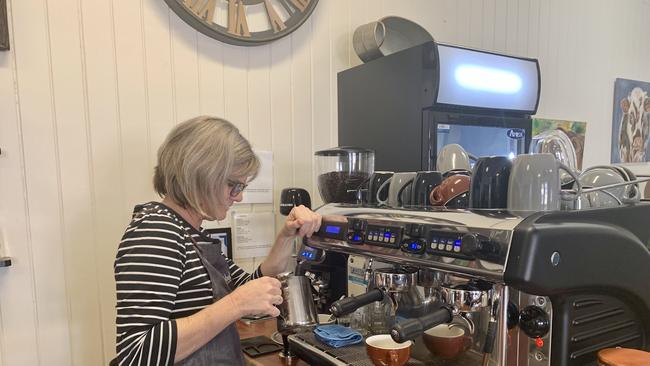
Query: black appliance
xmin=338 ymin=41 xmax=541 ymax=172
xmin=279 ymin=187 xmax=312 ymax=215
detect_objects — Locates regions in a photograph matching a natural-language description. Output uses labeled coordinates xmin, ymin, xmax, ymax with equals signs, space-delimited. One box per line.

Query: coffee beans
xmin=317 ymin=171 xmax=369 ymax=203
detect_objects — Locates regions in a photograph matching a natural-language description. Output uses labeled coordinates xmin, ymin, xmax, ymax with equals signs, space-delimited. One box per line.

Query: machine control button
xmin=519 ymin=305 xmax=550 ymax=338
xmin=400 ymin=238 xmax=426 ymax=254
xmin=347 ymin=232 xmax=363 ymax=244
xmin=438 ymin=243 xmax=445 ymax=250
xmin=535 ymin=337 xmax=544 ymax=348
xmin=461 ymin=234 xmax=480 ymax=253
xmin=445 ymin=244 xmax=453 ymax=251
xmin=460 ymin=233 xmax=502 ymax=261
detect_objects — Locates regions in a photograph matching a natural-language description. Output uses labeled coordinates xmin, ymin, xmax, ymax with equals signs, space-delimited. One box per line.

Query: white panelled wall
xmin=0 ymin=0 xmax=649 ymax=364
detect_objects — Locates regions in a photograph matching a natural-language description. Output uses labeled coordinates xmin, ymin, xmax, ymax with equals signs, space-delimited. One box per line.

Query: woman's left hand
xmin=280 ymin=205 xmax=322 ymax=239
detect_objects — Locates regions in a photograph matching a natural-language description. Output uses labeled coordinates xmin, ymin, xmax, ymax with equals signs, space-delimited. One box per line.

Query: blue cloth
xmin=313 ymin=324 xmax=363 ymax=348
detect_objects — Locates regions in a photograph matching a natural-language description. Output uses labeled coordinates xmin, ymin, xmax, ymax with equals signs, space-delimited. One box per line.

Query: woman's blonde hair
xmin=153 ymin=116 xmax=260 ymax=219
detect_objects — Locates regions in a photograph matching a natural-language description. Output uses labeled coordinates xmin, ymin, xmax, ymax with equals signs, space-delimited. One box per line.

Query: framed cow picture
xmin=611 ymin=78 xmax=650 ymax=163
xmin=533 ymin=118 xmax=587 ymax=170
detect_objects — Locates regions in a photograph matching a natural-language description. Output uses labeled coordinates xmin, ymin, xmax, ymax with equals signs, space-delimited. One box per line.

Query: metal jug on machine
xmin=276 ymin=272 xmax=319 ymax=364
xmin=276 ymin=272 xmax=319 ymax=333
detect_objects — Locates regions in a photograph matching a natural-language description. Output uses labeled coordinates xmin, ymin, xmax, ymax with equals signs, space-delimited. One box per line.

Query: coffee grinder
xmin=293 ymin=147 xmax=377 ymax=314
xmin=314 ymin=146 xmax=375 ymax=204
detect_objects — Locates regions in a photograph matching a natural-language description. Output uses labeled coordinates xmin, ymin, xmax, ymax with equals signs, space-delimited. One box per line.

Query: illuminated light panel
xmin=454 ymin=65 xmax=523 ymax=94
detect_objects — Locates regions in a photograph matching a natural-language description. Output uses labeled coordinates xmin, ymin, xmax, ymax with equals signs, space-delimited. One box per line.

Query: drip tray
xmin=288 ymin=332 xmax=488 ymax=366
xmin=288 ymin=332 xmax=425 ymax=366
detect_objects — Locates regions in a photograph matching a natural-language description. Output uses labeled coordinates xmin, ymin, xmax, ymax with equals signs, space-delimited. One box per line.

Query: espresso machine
xmin=289 ymin=203 xmax=650 ymax=366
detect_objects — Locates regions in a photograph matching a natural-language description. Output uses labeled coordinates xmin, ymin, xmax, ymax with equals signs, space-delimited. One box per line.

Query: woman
xmin=114 ymin=116 xmax=321 ymax=365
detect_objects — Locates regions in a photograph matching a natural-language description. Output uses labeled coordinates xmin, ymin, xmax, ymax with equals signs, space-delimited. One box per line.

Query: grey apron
xmin=177 ymin=233 xmax=245 ymax=366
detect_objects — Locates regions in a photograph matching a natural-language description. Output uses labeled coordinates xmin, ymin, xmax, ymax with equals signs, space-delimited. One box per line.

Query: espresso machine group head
xmin=329 ymin=266 xmax=424 ymax=319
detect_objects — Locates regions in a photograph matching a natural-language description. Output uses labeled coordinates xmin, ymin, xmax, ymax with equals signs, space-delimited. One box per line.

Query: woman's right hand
xmin=228 ymin=276 xmax=283 ymax=317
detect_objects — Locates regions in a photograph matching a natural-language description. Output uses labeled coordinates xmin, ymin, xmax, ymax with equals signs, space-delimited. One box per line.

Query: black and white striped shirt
xmin=114 ymin=202 xmax=262 ymax=365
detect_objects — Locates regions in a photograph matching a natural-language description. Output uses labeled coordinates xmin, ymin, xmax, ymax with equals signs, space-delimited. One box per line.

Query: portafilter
xmin=329 ymin=267 xmax=419 ymax=317
xmin=391 ymin=280 xmax=494 ymax=343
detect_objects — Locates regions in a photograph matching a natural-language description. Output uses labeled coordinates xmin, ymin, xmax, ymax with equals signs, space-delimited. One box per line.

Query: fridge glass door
xmin=437 ymin=123 xmax=526 ymax=163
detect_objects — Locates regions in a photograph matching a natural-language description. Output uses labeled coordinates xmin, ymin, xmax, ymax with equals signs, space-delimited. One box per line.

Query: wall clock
xmin=164 ymin=0 xmax=319 ymax=46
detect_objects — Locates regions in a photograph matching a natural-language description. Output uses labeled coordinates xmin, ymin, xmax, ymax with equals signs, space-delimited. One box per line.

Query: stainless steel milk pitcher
xmin=276 ymin=272 xmax=318 ymax=333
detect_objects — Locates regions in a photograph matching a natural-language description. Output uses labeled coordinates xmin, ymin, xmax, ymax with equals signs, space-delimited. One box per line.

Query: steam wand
xmin=481 ymin=299 xmax=500 ymax=366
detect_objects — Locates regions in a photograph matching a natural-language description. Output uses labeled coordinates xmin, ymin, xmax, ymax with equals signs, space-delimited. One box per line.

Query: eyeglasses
xmin=227 ymin=180 xmax=248 ymax=197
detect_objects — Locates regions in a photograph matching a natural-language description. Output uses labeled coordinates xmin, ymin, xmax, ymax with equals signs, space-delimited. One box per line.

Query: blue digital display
xmin=325 ymin=225 xmax=341 ymax=234
xmin=454 ymin=239 xmax=462 ymax=246
xmin=353 ymin=234 xmax=361 ymax=241
xmin=410 ymin=243 xmax=418 ymax=250
xmin=384 ymin=233 xmax=391 ymax=238
xmin=301 ymin=251 xmax=315 ymax=260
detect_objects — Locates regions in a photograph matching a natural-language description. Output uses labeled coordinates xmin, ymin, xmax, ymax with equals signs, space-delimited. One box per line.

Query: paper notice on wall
xmin=238 ymin=150 xmax=273 ymax=204
xmin=232 ymin=211 xmax=275 ymax=259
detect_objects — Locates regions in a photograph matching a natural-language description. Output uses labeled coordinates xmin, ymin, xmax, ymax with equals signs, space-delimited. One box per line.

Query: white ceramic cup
xmin=507 ymin=153 xmax=581 ymax=212
xmin=437 ymin=144 xmax=472 ymax=173
xmin=376 ymin=172 xmax=417 ymax=207
xmin=575 ymin=165 xmax=639 ymax=208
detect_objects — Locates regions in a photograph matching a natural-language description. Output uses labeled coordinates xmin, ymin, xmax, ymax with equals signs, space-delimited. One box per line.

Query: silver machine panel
xmin=293 ymin=203 xmax=650 ymax=366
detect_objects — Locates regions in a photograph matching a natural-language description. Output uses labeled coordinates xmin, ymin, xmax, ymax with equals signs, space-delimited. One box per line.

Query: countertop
xmin=237 ymin=318 xmax=309 ymax=366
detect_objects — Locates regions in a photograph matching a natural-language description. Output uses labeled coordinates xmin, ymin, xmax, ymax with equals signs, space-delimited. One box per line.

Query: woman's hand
xmin=227 ymin=277 xmax=283 ymax=317
xmin=260 ymin=206 xmax=322 ymax=276
xmin=279 ymin=205 xmax=322 ymax=239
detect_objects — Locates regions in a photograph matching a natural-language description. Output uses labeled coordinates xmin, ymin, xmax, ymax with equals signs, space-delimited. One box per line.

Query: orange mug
xmin=365 ymin=335 xmax=412 ymax=366
xmin=597 ymin=347 xmax=650 ymax=366
xmin=430 ymin=175 xmax=470 ymax=206
xmin=422 ymin=324 xmax=471 ymax=359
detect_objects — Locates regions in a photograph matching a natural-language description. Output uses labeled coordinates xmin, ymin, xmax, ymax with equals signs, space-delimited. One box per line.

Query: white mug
xmin=507 ymin=154 xmax=581 ymax=212
xmin=376 ymin=172 xmax=417 ymax=207
xmin=575 ymin=165 xmax=640 ymax=209
xmin=437 ymin=144 xmax=472 ymax=173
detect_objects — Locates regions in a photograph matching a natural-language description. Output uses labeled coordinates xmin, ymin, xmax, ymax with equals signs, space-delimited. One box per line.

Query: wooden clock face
xmin=164 ymin=0 xmax=318 ymax=46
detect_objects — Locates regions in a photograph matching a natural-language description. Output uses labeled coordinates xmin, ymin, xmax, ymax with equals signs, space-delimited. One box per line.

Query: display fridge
xmin=338 ymin=41 xmax=541 ymax=172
